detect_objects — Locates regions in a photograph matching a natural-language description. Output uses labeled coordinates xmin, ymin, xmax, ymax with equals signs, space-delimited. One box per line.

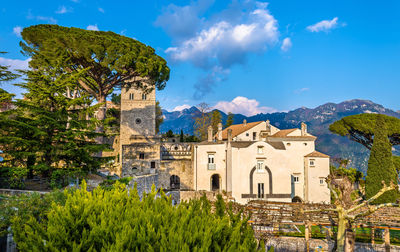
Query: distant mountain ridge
xmin=160 ymin=99 xmax=400 ymax=173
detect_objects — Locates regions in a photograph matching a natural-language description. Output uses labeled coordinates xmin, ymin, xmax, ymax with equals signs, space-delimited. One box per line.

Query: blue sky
xmin=1 ymin=0 xmax=399 ymax=116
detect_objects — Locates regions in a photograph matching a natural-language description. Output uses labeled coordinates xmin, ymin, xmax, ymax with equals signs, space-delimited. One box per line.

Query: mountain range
xmin=160 ymin=99 xmax=400 ymax=174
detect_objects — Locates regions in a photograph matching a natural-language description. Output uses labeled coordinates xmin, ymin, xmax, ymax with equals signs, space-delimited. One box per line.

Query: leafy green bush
xmin=0 ymin=190 xmax=66 ymax=236
xmin=99 ymin=176 xmax=132 ymax=190
xmin=8 ymin=166 xmax=28 ymax=189
xmin=12 ymin=181 xmax=262 ymax=251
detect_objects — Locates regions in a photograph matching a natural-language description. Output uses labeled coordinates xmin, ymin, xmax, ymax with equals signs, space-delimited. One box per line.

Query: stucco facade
xmin=193 ymin=122 xmax=330 ymax=204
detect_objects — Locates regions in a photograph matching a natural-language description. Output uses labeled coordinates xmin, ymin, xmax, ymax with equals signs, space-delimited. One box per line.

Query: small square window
xmin=139 ymin=153 xmax=145 ymax=159
xmin=151 ymin=161 xmax=156 ymax=168
xmin=257 ymin=146 xmax=263 ymax=154
xmin=319 ymin=178 xmax=324 ymax=185
xmin=293 ymin=176 xmax=299 ymax=183
xmin=309 ymin=159 xmax=315 ymax=166
xmin=257 ymin=160 xmax=264 ymax=173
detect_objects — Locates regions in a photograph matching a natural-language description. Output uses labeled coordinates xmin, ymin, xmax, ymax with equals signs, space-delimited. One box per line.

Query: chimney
xmin=265 ymin=120 xmax=271 ymax=135
xmin=217 ymin=122 xmax=223 ymax=141
xmin=243 ymin=119 xmax=247 ymax=126
xmin=301 ymin=122 xmax=307 ymax=136
xmin=208 ymin=125 xmax=213 ymax=142
xmin=227 ymin=129 xmax=232 ymax=143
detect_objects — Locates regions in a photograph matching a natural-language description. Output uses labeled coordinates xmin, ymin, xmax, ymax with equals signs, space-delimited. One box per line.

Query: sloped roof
xmin=267 ymin=142 xmax=286 ymax=150
xmin=305 ymin=151 xmax=329 ymax=158
xmin=271 ymin=129 xmax=297 ymax=137
xmin=221 ymin=121 xmax=263 ymax=140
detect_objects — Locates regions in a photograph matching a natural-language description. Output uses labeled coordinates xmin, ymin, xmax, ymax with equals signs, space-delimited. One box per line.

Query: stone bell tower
xmin=120 ymin=79 xmax=160 ymax=177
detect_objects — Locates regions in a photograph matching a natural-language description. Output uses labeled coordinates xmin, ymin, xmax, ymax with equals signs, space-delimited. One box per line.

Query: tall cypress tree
xmin=365 ymin=114 xmax=399 ymax=203
xmin=179 ymin=129 xmax=184 ymax=142
xmin=225 ymin=112 xmax=234 ymax=128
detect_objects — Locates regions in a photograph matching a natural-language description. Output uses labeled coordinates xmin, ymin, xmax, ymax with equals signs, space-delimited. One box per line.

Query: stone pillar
xmin=345 ymin=229 xmax=355 ymax=252
xmin=217 ymin=123 xmax=223 ymax=141
xmin=371 ymin=227 xmax=375 ymax=245
xmin=208 ymin=126 xmax=213 ymax=142
xmin=301 ymin=122 xmax=307 ymax=136
xmin=243 ymin=119 xmax=247 ymax=126
xmin=227 ymin=129 xmax=232 ymax=142
xmin=384 ymin=227 xmax=390 ymax=252
xmin=305 ymin=223 xmax=310 ymax=252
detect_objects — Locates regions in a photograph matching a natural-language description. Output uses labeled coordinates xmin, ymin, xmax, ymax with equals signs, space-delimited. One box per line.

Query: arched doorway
xmin=292 ymin=196 xmax=303 ymax=203
xmin=211 ymin=174 xmax=220 ymax=191
xmin=170 ymin=175 xmax=180 ymax=189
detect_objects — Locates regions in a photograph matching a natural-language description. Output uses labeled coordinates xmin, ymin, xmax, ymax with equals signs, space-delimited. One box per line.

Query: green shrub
xmin=8 ymin=166 xmax=28 ymax=189
xmin=0 ymin=190 xmax=66 ymax=236
xmin=12 ymin=181 xmax=262 ymax=251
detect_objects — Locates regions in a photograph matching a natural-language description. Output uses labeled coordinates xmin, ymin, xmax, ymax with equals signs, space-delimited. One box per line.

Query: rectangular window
xmin=151 ymin=161 xmax=156 ymax=168
xmin=309 ymin=159 xmax=315 ymax=166
xmin=139 ymin=153 xmax=145 ymax=159
xmin=319 ymin=178 xmax=324 ymax=185
xmin=129 ymin=93 xmax=134 ymax=100
xmin=257 ymin=183 xmax=264 ymax=198
xmin=142 ymin=93 xmax=147 ymax=100
xmin=257 ymin=146 xmax=263 ymax=154
xmin=293 ymin=175 xmax=299 ymax=183
xmin=253 ymin=132 xmax=257 ymax=140
xmin=257 ymin=160 xmax=264 ymax=173
xmin=208 ymin=154 xmax=215 ymax=170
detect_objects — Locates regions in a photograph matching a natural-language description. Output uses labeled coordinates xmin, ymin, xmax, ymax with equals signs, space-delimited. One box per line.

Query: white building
xmin=193 ymin=120 xmax=330 ymax=204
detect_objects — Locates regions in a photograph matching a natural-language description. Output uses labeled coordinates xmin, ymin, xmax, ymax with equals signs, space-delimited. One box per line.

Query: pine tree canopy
xmin=365 ymin=114 xmax=400 ymax=203
xmin=329 ymin=113 xmax=400 ymax=149
xmin=11 ymin=182 xmax=262 ymax=251
xmin=20 ymin=24 xmax=170 ymax=138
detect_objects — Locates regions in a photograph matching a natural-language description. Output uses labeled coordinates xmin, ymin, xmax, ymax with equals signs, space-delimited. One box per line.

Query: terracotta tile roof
xmin=221 ymin=121 xmax=263 ymax=140
xmin=305 ymin=151 xmax=329 ymax=158
xmin=271 ymin=129 xmax=297 ymax=137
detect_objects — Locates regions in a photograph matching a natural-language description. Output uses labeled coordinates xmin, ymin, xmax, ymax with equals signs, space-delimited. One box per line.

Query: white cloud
xmin=98 ymin=7 xmax=105 ymax=13
xmin=165 ymin=4 xmax=279 ymax=68
xmin=213 ymin=96 xmax=277 ymax=116
xmin=155 ymin=0 xmax=213 ymax=41
xmin=13 ymin=26 xmax=22 ymax=37
xmin=307 ymin=17 xmax=339 ymax=33
xmin=0 ymin=57 xmax=30 ymax=71
xmin=171 ymin=104 xmax=192 ymax=111
xmin=295 ymin=87 xmax=310 ymax=94
xmin=27 ymin=10 xmax=57 ymax=24
xmin=56 ymin=6 xmax=72 ymax=14
xmin=161 ymin=1 xmax=280 ymax=98
xmin=280 ymin=37 xmax=292 ymax=52
xmin=86 ymin=24 xmax=99 ymax=31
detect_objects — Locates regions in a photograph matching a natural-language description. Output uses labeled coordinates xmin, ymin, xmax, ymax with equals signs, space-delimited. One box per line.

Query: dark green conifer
xmin=365 ymin=114 xmax=400 ymax=203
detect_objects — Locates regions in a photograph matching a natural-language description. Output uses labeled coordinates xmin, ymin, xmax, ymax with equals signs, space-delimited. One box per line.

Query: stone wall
xmin=159 ymin=159 xmax=194 ymax=190
xmin=265 ymin=237 xmax=400 ymax=252
xmin=129 ymin=174 xmax=158 ymax=197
